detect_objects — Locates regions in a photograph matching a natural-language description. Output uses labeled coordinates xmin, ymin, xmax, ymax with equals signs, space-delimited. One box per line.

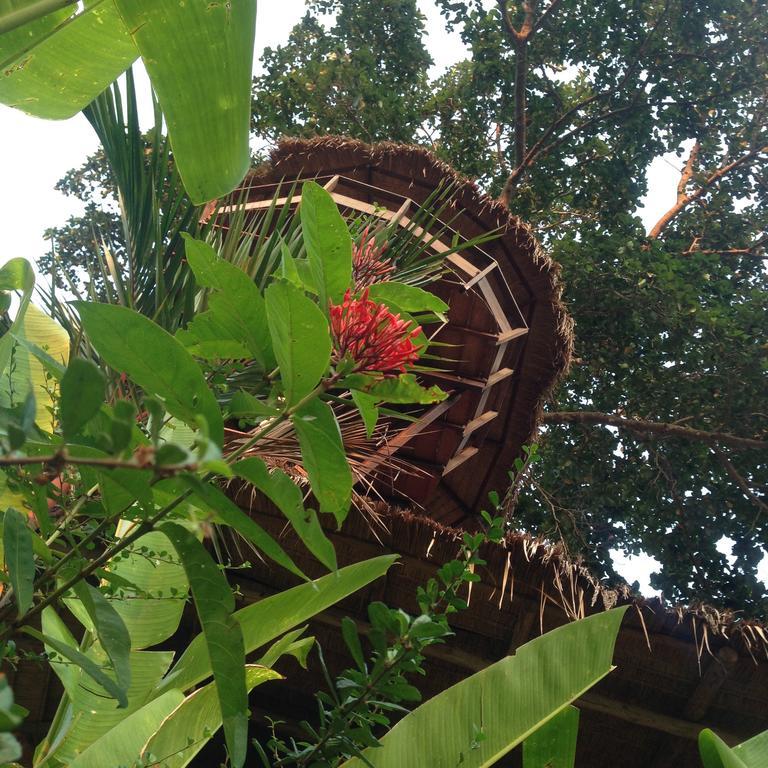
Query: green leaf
xmin=158 ymin=522 xmax=248 ymax=768
xmin=292 ymin=398 xmax=352 ymax=526
xmin=112 ymin=0 xmax=256 ymax=203
xmin=341 ymin=608 xmax=627 ymax=768
xmin=0 ymin=3 xmax=138 ymax=119
xmin=70 ymin=582 xmax=132 ymax=694
xmin=367 ymin=282 xmax=448 ymax=316
xmin=256 ymin=626 xmax=313 ymax=669
xmin=234 ymin=456 xmax=337 ymax=571
xmin=357 ymin=373 xmax=447 ymax=405
xmin=265 ymin=280 xmax=331 ymax=406
xmin=67 ymin=689 xmax=185 ymax=768
xmin=181 ymin=475 xmax=306 ymax=579
xmin=351 ymin=390 xmax=379 ymax=439
xmin=74 ymin=302 xmax=223 ymax=446
xmin=38 ymin=634 xmax=175 ymax=764
xmin=141 ymin=666 xmax=279 ymax=768
xmin=699 ymin=728 xmax=768 ymax=768
xmin=158 ymin=555 xmax=397 ymax=696
xmin=40 ymin=607 xmax=80 ymax=700
xmin=228 ymin=391 xmax=281 ymax=421
xmin=177 ymin=236 xmax=274 ymax=369
xmin=60 ymin=358 xmax=106 ymax=439
xmin=300 ymin=180 xmax=352 ymax=309
xmin=2 ymin=507 xmax=34 ymax=617
xmin=24 ymin=626 xmax=129 ymax=708
xmin=523 ymin=706 xmax=579 ymax=768
xmin=341 ymin=617 xmax=366 ymax=671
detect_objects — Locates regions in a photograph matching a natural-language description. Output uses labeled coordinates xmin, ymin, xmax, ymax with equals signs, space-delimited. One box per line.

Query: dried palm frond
xmin=223 ymin=405 xmax=430 ymax=531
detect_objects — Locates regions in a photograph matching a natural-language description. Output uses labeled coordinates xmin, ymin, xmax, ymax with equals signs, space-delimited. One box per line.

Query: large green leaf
xmin=104 ymin=529 xmax=189 ymax=650
xmin=40 ymin=643 xmax=174 ymax=765
xmin=177 ymin=236 xmax=274 ymax=368
xmin=158 ymin=554 xmax=397 ymax=695
xmin=181 ymin=476 xmax=305 ymax=580
xmin=24 ymin=627 xmax=128 ymax=709
xmin=0 ymin=2 xmax=138 ymax=119
xmin=291 ymin=398 xmax=353 ymax=526
xmin=74 ymin=302 xmax=223 ymax=445
xmin=342 ymin=608 xmax=627 ymax=768
xmin=2 ymin=507 xmax=34 ymax=617
xmin=159 ymin=522 xmax=248 ymax=768
xmin=0 ymin=258 xmax=34 ymax=379
xmin=265 ymin=280 xmax=331 ymax=406
xmin=1 ymin=303 xmax=70 ymax=431
xmin=234 ymin=457 xmax=337 ymax=571
xmin=112 ymin=0 xmax=255 ymax=203
xmin=699 ymin=728 xmax=768 ymax=768
xmin=300 ymin=180 xmax=352 ymax=309
xmin=141 ymin=666 xmax=279 ymax=768
xmin=523 ymin=706 xmax=579 ymax=768
xmin=67 ymin=690 xmax=185 ymax=768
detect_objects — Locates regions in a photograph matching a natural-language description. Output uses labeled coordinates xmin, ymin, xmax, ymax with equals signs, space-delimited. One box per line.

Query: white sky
xmin=1 ymin=1 xmax=760 ymax=597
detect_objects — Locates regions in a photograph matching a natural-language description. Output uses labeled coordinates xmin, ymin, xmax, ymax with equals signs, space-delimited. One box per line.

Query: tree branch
xmin=540 ymin=411 xmax=767 ymax=451
xmin=648 ymin=143 xmax=768 ymax=239
xmin=713 ymin=449 xmax=768 ymax=518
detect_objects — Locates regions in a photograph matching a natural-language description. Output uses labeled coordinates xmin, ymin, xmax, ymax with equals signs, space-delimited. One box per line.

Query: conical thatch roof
xmin=240 ymin=136 xmax=573 ymax=526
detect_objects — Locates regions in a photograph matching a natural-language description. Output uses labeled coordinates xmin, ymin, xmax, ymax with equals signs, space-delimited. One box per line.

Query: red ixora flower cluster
xmin=330 ymin=289 xmax=422 ymax=374
xmin=352 ymin=227 xmax=395 ymax=291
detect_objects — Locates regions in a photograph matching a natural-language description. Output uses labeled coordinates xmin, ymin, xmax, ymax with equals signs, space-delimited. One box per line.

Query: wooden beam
xmin=443 ymin=446 xmax=479 ymax=476
xmin=578 ymin=692 xmax=743 ymax=746
xmin=463 ymin=411 xmax=499 ymax=438
xmin=496 ymin=327 xmax=529 ymax=345
xmin=683 ymin=646 xmax=739 ymax=722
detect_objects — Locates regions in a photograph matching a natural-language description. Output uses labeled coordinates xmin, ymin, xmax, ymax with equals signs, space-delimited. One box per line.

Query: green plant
xmin=699 ymin=728 xmax=768 ymax=768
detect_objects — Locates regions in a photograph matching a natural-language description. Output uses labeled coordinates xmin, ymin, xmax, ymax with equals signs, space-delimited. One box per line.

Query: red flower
xmin=330 ymin=289 xmax=422 ymax=374
xmin=352 ymin=227 xmax=394 ymax=290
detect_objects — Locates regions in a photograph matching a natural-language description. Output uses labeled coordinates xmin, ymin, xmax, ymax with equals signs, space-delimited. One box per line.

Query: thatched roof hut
xmin=237 ymin=137 xmax=573 ymax=525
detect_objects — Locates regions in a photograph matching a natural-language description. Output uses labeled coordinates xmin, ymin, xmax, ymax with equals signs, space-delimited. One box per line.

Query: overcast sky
xmin=2 ymin=2 xmax=755 ymax=596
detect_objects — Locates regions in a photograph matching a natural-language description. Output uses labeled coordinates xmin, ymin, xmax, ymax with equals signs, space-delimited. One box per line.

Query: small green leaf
xmin=300 ymin=180 xmax=352 ymax=309
xmin=265 ymin=280 xmax=331 ymax=406
xmin=74 ymin=303 xmax=223 ymax=446
xmin=351 ymin=390 xmax=379 ymax=439
xmin=158 ymin=522 xmax=248 ymax=768
xmin=341 ymin=617 xmax=366 ymax=671
xmin=60 ymin=358 xmax=106 ymax=439
xmin=234 ymin=457 xmax=337 ymax=571
xmin=291 ymin=398 xmax=352 ymax=526
xmin=228 ymin=391 xmax=281 ymax=421
xmin=699 ymin=727 xmax=768 ymax=768
xmin=178 ymin=236 xmax=274 ymax=369
xmin=24 ymin=626 xmax=128 ymax=708
xmin=367 ymin=282 xmax=448 ymax=316
xmin=2 ymin=507 xmax=34 ymax=617
xmin=361 ymin=374 xmax=447 ymax=404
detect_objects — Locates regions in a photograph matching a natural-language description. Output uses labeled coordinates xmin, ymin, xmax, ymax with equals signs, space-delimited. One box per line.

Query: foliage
xmin=699 ymin=727 xmax=768 ymax=768
xmin=255 ymin=0 xmax=768 ymax=614
xmin=251 ymin=0 xmax=433 ymax=145
xmin=0 ymin=0 xmax=256 ymax=202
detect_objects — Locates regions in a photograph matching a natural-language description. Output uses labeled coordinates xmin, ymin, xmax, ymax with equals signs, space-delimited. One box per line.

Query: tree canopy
xmin=48 ymin=0 xmax=768 ymax=615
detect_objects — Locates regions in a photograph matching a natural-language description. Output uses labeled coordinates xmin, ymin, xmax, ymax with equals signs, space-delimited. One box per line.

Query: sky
xmin=1 ymin=1 xmax=755 ymax=596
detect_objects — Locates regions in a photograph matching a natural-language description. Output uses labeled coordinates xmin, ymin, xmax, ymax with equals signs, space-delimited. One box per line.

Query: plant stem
xmin=0 ymin=0 xmax=77 ymax=35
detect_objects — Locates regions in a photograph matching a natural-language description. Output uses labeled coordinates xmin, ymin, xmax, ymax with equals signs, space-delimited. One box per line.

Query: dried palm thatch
xmin=227 ymin=136 xmax=573 ymax=526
